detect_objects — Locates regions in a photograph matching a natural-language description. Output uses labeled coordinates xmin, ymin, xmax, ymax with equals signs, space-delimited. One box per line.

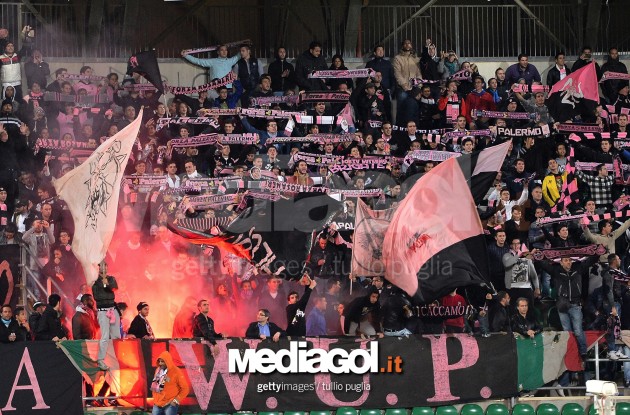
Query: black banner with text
xmin=0 ymin=342 xmax=83 ymax=414
xmin=136 ymin=335 xmax=517 ymax=412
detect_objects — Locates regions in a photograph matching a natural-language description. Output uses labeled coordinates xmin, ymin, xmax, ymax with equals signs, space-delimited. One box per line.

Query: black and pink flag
xmin=126 ymin=50 xmax=164 ymax=94
xmin=547 ymin=62 xmax=599 ymax=123
xmin=382 ymin=155 xmax=496 ymax=304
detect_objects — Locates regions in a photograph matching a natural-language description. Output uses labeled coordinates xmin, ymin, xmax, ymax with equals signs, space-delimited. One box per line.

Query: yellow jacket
xmin=542 ymin=172 xmax=567 ymax=206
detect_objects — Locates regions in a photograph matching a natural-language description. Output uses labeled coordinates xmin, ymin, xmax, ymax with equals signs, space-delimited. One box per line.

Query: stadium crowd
xmin=2 ymin=24 xmax=630 ymax=394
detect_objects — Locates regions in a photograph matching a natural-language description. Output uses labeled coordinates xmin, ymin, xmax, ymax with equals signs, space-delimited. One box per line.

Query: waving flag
xmin=547 ymin=62 xmax=599 ymax=123
xmin=54 ymin=110 xmax=143 ymax=284
xmin=351 ymin=199 xmax=398 ymax=277
xmin=382 ymin=157 xmax=490 ymax=304
xmin=127 ymin=50 xmax=164 ymax=94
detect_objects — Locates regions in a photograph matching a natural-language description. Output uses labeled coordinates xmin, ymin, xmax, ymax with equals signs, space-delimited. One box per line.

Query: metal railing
xmin=1 ymin=2 xmax=629 ymax=60
xmin=20 ymin=243 xmax=74 ymax=323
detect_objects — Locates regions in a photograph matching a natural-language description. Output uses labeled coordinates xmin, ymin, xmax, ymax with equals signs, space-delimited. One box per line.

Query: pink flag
xmin=382 ymin=157 xmax=489 ymax=303
xmin=549 ymin=62 xmax=599 ymax=101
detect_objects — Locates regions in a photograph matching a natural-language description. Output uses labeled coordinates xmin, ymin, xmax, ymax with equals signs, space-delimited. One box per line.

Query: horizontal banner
xmin=266 ymin=134 xmax=354 ymax=146
xmin=474 ymin=110 xmax=537 ymax=120
xmin=250 ymin=95 xmax=299 ymax=106
xmin=59 ymin=336 xmax=517 ymax=412
xmin=600 ymin=71 xmax=630 ymax=82
xmin=308 ymin=69 xmax=375 ymax=79
xmin=241 ymin=107 xmax=305 ymax=120
xmin=531 ymin=244 xmax=606 ymax=260
xmin=34 ymin=138 xmax=96 ymax=154
xmin=165 ymin=72 xmax=236 ymax=95
xmin=403 ymin=150 xmax=460 ymax=167
xmin=328 ymin=159 xmax=388 ymax=173
xmin=557 ymin=124 xmax=603 ymax=133
xmin=299 ymin=91 xmax=351 ymax=103
xmin=156 ymin=116 xmax=221 ymax=131
xmin=182 ymin=39 xmax=251 ymax=55
xmin=495 ymin=126 xmax=550 ymax=137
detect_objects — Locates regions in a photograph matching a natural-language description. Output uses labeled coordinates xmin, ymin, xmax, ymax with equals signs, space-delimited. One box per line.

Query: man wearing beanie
xmin=127 ymin=302 xmax=155 ymax=340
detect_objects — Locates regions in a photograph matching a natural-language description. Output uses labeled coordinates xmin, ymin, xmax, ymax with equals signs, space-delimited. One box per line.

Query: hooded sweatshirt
xmin=151 ymin=351 xmax=190 ymax=408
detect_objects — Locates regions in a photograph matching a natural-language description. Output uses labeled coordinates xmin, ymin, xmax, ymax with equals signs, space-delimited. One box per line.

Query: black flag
xmin=126 ymin=50 xmax=164 ymax=94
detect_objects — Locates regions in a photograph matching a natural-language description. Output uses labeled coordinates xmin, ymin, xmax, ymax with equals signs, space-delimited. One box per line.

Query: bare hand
xmin=317 ymin=259 xmax=325 ymax=266
xmin=211 ymin=344 xmax=220 ymax=357
xmin=272 ymin=332 xmax=281 ymax=342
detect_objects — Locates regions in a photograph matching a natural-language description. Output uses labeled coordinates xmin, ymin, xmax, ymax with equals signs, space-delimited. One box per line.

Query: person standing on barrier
xmin=92 ymin=261 xmax=120 ymax=370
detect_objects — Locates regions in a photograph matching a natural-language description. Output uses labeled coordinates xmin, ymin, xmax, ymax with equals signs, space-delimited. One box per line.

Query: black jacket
xmin=546 ymin=65 xmax=571 ymax=87
xmin=35 ymin=305 xmax=67 ymax=340
xmin=268 ymin=58 xmax=297 ymax=92
xmin=192 ymin=313 xmax=222 ymax=345
xmin=0 ymin=318 xmax=28 ymax=343
xmin=128 ymin=314 xmax=152 ymax=339
xmin=245 ymin=321 xmax=286 ymax=339
xmin=286 ymin=286 xmax=313 ymax=336
xmin=381 ymin=292 xmax=413 ymax=331
xmin=236 ymin=57 xmax=261 ymax=92
xmin=489 ymin=302 xmax=511 ymax=333
xmin=365 ymin=57 xmax=395 ymax=92
xmin=601 ymin=58 xmax=628 ymax=102
xmin=92 ymin=275 xmax=118 ymax=309
xmin=343 ymin=294 xmax=381 ymax=335
xmin=511 ymin=313 xmax=542 ymax=337
xmin=295 ymin=49 xmax=327 ymax=91
xmin=541 ymin=256 xmax=598 ymax=303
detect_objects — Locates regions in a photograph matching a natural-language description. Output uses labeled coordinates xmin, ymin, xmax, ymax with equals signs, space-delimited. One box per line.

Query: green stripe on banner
xmin=516 ymin=331 xmax=569 ymax=391
xmin=59 ymin=339 xmax=102 ymax=384
xmin=516 ymin=333 xmax=544 ymax=391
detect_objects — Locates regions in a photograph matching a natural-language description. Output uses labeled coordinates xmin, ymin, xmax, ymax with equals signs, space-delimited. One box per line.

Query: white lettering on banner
xmin=228 ymin=341 xmax=379 ymax=374
xmin=172 ymin=339 xmax=261 ymax=411
xmin=2 ymin=348 xmax=50 ymax=410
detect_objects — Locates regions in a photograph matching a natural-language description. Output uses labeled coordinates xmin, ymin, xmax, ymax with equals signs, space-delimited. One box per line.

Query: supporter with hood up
xmin=151 ymin=351 xmax=190 ymax=415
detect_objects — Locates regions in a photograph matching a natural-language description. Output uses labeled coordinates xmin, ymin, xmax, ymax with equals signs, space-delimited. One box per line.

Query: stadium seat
xmin=512 ymin=403 xmax=535 ymax=415
xmin=460 ymin=404 xmax=484 ymax=415
xmin=536 ymin=403 xmax=559 ymax=415
xmin=586 ymin=405 xmax=597 ymax=415
xmin=310 ymin=411 xmax=331 ymax=415
xmin=360 ymin=409 xmax=381 ymax=415
xmin=485 ymin=403 xmax=509 ymax=415
xmin=411 ymin=407 xmax=435 ymax=415
xmin=617 ymin=402 xmax=630 ymax=415
xmin=259 ymin=412 xmax=280 ymax=415
xmin=385 ymin=409 xmax=408 ymax=415
xmin=285 ymin=412 xmax=307 ymax=415
xmin=435 ymin=406 xmax=458 ymax=415
xmin=560 ymin=403 xmax=583 ymax=415
xmin=337 ymin=407 xmax=358 ymax=415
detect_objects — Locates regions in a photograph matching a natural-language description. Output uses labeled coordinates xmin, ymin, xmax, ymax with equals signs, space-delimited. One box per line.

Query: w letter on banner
xmin=171 ymin=339 xmax=261 ymax=411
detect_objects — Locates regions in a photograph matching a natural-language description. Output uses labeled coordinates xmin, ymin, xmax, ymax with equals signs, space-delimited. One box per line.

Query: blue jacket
xmin=184 ymin=54 xmax=240 ymax=86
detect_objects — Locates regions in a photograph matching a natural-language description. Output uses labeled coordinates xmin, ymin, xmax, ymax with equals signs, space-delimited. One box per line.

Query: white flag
xmin=351 ymin=198 xmax=397 ymax=277
xmin=54 ymin=109 xmax=143 ymax=284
